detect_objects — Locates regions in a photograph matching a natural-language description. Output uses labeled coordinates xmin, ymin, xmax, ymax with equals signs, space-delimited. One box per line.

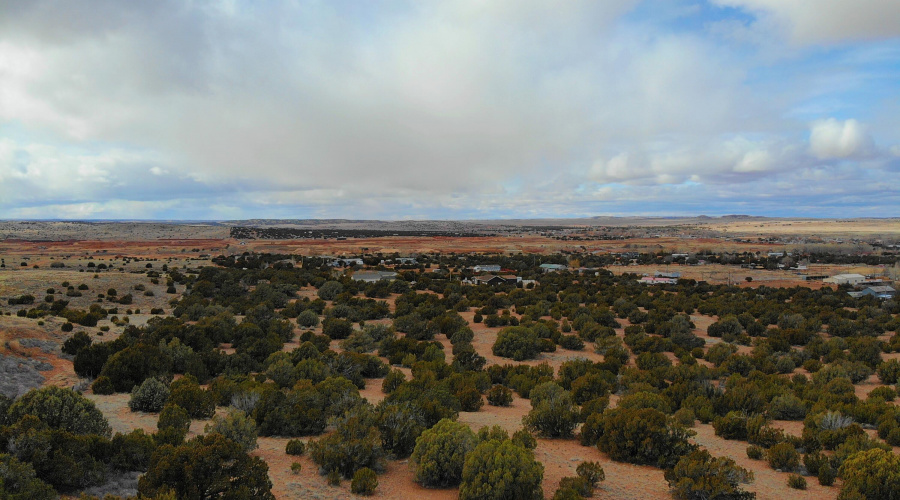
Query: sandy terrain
xmin=1 ymin=220 xmax=898 ymax=499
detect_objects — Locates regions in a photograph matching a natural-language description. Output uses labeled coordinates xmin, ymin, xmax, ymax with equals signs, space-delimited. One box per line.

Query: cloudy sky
xmin=1 ymin=0 xmax=898 ymax=220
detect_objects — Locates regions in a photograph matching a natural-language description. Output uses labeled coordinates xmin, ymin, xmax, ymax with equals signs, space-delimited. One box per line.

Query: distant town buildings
xmin=325 ymin=257 xmax=364 ymax=267
xmin=539 ymin=263 xmax=568 ymax=272
xmin=351 ymin=270 xmax=397 ymax=282
xmin=655 ymin=271 xmax=682 ymax=279
xmin=380 ymin=257 xmax=418 ymax=265
xmin=639 ymin=276 xmax=678 ymax=285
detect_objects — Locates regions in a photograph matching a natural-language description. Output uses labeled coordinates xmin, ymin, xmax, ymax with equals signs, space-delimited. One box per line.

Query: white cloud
xmin=714 ymin=0 xmax=900 ymax=44
xmin=589 ymin=136 xmax=789 ymax=185
xmin=0 ymin=1 xmax=896 ymax=218
xmin=809 ymin=118 xmax=873 ymax=159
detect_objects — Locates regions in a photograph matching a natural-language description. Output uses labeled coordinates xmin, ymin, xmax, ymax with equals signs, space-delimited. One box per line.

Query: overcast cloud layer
xmin=0 ymin=0 xmax=898 ymax=219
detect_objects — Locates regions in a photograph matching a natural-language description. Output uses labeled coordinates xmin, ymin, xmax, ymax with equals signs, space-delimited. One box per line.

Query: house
xmin=858 ymin=286 xmax=896 ymax=299
xmin=351 ymin=271 xmax=397 ymax=283
xmin=473 ymin=264 xmax=501 ymax=273
xmin=639 ymin=276 xmax=678 ymax=285
xmin=824 ymin=273 xmax=866 ymax=285
xmin=468 ymin=275 xmax=521 ymax=286
xmin=539 ymin=263 xmax=568 ymax=272
xmin=655 ymin=271 xmax=681 ymax=279
xmin=767 ymin=252 xmax=785 ymax=258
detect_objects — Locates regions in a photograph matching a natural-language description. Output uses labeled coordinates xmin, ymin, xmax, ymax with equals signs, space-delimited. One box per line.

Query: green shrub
xmin=297 ymin=309 xmax=320 ymax=328
xmin=265 ymin=358 xmax=298 ymax=389
xmin=110 ymin=428 xmax=156 ymax=472
xmin=205 ymin=409 xmax=258 ymax=452
xmin=99 ymin=343 xmax=171 ymax=392
xmin=382 ymin=369 xmax=406 ymax=394
xmin=138 ymin=433 xmax=274 ymax=499
xmin=487 ymin=384 xmax=514 ymax=406
xmin=317 ymin=281 xmax=344 ymax=301
xmin=787 ymin=474 xmax=807 ymax=490
xmin=309 ymin=405 xmax=386 ymax=479
xmin=869 ymin=385 xmax=896 ymax=401
xmin=286 ymin=439 xmax=306 ymax=456
xmin=512 ymin=429 xmax=537 ymax=450
xmin=554 ymin=476 xmax=592 ymax=498
xmin=327 ymin=469 xmax=341 ymax=485
xmin=91 ymin=375 xmax=115 ymax=395
xmin=576 ymin=461 xmax=605 ymax=487
xmin=451 ymin=328 xmax=474 ymax=344
xmin=838 ymin=448 xmax=900 ymax=499
xmin=375 ymin=400 xmax=426 ymax=459
xmin=673 ymin=408 xmax=696 ymax=428
xmin=322 ymin=317 xmax=354 ymax=339
xmin=167 ymin=376 xmax=216 ymax=419
xmin=595 ymin=407 xmax=696 ymax=468
xmin=291 ymin=462 xmax=302 ymax=474
xmin=457 ymin=387 xmax=484 ymax=412
xmin=817 ymin=462 xmax=836 ymax=486
xmin=156 ymin=403 xmax=190 ymax=445
xmin=767 ymin=442 xmax=800 ymax=472
xmin=459 ymin=439 xmax=544 ymax=500
xmin=803 ymin=451 xmax=827 ymax=475
xmin=129 ymin=378 xmax=170 ymax=413
xmin=713 ymin=411 xmax=748 ymax=440
xmin=558 ymin=335 xmax=584 ymax=351
xmin=8 ymin=385 xmax=111 ymax=436
xmin=877 ymin=359 xmax=900 ymax=384
xmin=664 ymin=450 xmax=754 ymax=500
xmin=351 ymin=467 xmax=378 ymax=496
xmin=61 ymin=331 xmax=92 ymax=355
xmin=746 ymin=445 xmax=763 ymax=460
xmin=492 ymin=326 xmax=542 ymax=361
xmin=769 ymin=394 xmax=807 ymax=420
xmin=0 ymin=454 xmax=56 ymax=500
xmin=523 ymin=382 xmax=578 ymax=438
xmin=411 ymin=418 xmax=477 ymax=487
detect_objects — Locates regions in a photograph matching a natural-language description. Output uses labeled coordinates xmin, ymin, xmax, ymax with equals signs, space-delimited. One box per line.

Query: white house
xmin=824 ymin=273 xmax=866 ymax=285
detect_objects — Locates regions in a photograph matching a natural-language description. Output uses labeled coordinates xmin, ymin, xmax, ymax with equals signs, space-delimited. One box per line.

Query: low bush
xmin=286 ymin=439 xmax=306 ymax=456
xmin=665 ymin=450 xmax=755 ymax=500
xmin=487 ymin=384 xmax=513 ymax=406
xmin=787 ymin=474 xmax=807 ymax=490
xmin=129 ymin=378 xmax=170 ymax=413
xmin=351 ymin=467 xmax=378 ymax=496
xmin=91 ymin=376 xmax=115 ymax=395
xmin=766 ymin=442 xmax=800 ymax=472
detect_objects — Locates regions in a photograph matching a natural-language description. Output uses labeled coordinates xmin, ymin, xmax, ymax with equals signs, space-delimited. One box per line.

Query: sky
xmin=0 ymin=0 xmax=898 ymax=220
